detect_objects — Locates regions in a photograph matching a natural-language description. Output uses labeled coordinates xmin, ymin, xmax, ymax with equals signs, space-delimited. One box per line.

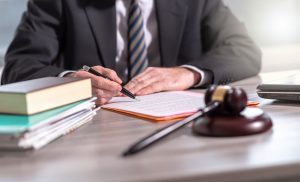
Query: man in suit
xmin=1 ymin=0 xmax=261 ymax=105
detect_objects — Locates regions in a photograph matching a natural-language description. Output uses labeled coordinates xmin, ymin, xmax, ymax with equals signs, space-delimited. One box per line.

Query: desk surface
xmin=1 ymin=72 xmax=300 ymax=182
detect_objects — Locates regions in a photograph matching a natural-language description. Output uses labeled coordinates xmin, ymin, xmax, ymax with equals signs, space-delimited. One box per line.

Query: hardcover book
xmin=0 ymin=77 xmax=92 ymax=115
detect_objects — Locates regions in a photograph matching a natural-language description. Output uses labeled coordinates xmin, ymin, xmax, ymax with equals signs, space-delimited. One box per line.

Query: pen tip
xmin=134 ymin=98 xmax=141 ymax=101
xmin=123 ymin=151 xmax=132 ymax=157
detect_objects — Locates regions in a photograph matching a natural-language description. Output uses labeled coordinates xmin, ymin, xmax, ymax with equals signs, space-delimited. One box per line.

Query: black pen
xmin=82 ymin=65 xmax=137 ymax=100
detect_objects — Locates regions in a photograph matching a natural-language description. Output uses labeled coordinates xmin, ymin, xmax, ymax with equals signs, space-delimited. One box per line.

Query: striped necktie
xmin=128 ymin=0 xmax=149 ymax=79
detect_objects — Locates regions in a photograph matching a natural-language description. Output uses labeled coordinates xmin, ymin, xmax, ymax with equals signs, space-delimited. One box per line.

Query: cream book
xmin=102 ymin=91 xmax=205 ymax=122
xmin=0 ymin=77 xmax=92 ymax=115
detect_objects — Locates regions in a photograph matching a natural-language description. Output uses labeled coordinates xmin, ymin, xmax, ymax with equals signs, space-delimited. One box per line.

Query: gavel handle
xmin=123 ymin=102 xmax=221 ymax=156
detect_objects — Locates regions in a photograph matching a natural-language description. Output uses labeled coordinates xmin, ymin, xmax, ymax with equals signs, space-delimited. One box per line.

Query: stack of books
xmin=0 ymin=77 xmax=97 ymax=150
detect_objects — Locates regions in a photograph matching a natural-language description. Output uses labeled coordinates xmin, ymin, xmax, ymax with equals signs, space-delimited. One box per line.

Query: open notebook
xmin=102 ymin=91 xmax=259 ymax=122
xmin=102 ymin=91 xmax=205 ymax=122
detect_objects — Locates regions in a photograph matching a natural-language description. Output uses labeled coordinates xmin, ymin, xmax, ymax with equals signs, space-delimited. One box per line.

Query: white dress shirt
xmin=115 ymin=0 xmax=161 ymax=79
xmin=60 ymin=0 xmax=209 ymax=87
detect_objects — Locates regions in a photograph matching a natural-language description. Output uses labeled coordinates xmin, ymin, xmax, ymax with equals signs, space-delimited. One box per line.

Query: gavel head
xmin=205 ymin=85 xmax=248 ymax=115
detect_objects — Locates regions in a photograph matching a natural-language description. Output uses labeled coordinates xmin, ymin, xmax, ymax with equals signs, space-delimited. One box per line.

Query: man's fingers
xmin=91 ymin=78 xmax=121 ymax=92
xmin=93 ymin=66 xmax=122 ymax=84
xmin=92 ymin=89 xmax=117 ymax=98
xmin=136 ymin=81 xmax=163 ymax=96
xmin=74 ymin=66 xmax=197 ymax=98
xmin=74 ymin=70 xmax=122 ymax=93
xmin=73 ymin=70 xmax=93 ymax=78
xmin=91 ymin=66 xmax=106 ymax=74
xmin=127 ymin=76 xmax=157 ymax=94
xmin=95 ymin=98 xmax=111 ymax=106
xmin=125 ymin=68 xmax=157 ymax=93
xmin=102 ymin=68 xmax=123 ymax=84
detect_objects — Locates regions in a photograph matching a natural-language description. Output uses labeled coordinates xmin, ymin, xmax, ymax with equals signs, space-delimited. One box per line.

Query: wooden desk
xmin=1 ymin=73 xmax=300 ymax=182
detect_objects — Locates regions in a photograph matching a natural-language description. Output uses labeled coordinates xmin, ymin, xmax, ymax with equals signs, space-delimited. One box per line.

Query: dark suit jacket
xmin=1 ymin=0 xmax=261 ymax=86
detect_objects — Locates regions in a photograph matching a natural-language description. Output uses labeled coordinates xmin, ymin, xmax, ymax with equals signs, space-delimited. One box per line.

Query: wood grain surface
xmin=1 ymin=72 xmax=300 ymax=182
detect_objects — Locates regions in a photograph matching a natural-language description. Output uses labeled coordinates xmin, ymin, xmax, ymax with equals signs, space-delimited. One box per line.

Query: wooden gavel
xmin=205 ymin=85 xmax=248 ymax=115
xmin=123 ymin=86 xmax=254 ymax=156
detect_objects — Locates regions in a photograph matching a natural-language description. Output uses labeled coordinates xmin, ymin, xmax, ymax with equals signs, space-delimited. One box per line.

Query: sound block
xmin=192 ymin=108 xmax=273 ymax=137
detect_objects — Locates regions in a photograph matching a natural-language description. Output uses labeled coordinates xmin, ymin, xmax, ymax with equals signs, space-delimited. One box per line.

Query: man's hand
xmin=125 ymin=67 xmax=201 ymax=96
xmin=65 ymin=66 xmax=122 ymax=105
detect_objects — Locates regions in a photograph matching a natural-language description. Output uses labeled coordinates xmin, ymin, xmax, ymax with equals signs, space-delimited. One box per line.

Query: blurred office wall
xmin=0 ymin=0 xmax=300 ymax=71
xmin=0 ymin=0 xmax=27 ymax=66
xmin=224 ymin=0 xmax=300 ymax=72
xmin=224 ymin=0 xmax=300 ymax=45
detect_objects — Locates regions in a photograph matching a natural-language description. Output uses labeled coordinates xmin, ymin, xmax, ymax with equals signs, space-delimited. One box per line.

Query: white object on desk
xmin=102 ymin=91 xmax=205 ymax=119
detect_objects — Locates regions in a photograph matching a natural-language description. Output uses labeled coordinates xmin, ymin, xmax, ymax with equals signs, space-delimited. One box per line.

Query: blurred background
xmin=0 ymin=0 xmax=300 ymax=74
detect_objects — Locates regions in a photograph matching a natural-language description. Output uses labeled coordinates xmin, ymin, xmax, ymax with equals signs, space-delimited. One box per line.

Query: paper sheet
xmin=102 ymin=91 xmax=205 ymax=121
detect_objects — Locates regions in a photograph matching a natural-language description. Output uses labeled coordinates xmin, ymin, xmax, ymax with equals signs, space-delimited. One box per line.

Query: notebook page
xmin=102 ymin=91 xmax=205 ymax=117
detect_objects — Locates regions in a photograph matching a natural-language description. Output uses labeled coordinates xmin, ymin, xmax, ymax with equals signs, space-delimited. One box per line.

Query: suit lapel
xmin=85 ymin=0 xmax=116 ymax=70
xmin=155 ymin=0 xmax=188 ymax=67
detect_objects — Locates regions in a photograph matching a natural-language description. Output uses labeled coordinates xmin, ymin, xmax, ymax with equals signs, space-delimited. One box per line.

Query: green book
xmin=0 ymin=99 xmax=91 ymax=134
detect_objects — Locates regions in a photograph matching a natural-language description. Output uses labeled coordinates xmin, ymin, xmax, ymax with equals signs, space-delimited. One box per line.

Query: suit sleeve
xmin=1 ymin=0 xmax=65 ymax=84
xmin=189 ymin=0 xmax=262 ymax=85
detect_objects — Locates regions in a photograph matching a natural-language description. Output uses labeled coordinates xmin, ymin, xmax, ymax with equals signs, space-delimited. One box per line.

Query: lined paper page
xmin=102 ymin=91 xmax=205 ymax=118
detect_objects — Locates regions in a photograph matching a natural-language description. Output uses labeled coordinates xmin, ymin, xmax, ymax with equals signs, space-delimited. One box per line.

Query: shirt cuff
xmin=180 ymin=65 xmax=212 ymax=87
xmin=58 ymin=71 xmax=76 ymax=77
